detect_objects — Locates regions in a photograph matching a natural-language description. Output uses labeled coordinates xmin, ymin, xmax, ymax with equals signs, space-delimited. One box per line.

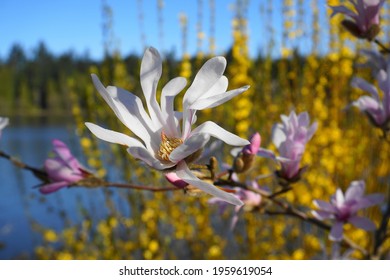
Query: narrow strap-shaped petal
xmin=0 ymin=117 xmax=9 ymax=130
xmin=190 ymin=121 xmax=250 ymax=146
xmin=306 ymin=121 xmax=318 ymax=142
xmin=44 ymin=158 xmax=83 ymax=183
xmin=85 ymin=122 xmax=146 ymax=149
xmin=335 ymin=188 xmax=345 ymax=208
xmin=140 ymin=47 xmax=165 ymax=128
xmin=297 ymin=111 xmax=310 ymax=127
xmin=378 ymin=68 xmax=390 ymax=117
xmin=169 ymin=133 xmax=210 ymax=163
xmin=313 ymin=199 xmax=337 ymax=213
xmin=176 ymin=161 xmax=243 ymax=206
xmin=272 ymin=123 xmax=286 ymax=148
xmin=106 ymin=85 xmax=161 ymax=151
xmin=311 ymin=209 xmax=334 ymax=221
xmin=91 ymin=74 xmax=159 ymax=152
xmin=329 ymin=5 xmax=357 ymax=19
xmin=190 ymin=85 xmax=250 ymax=110
xmin=348 ymin=216 xmax=376 ymax=231
xmin=345 ymin=180 xmax=365 ymax=201
xmin=39 ymin=181 xmax=69 ymax=194
xmin=127 ymin=147 xmax=176 ymax=170
xmin=351 ymin=77 xmax=380 ymax=101
xmin=161 ymin=77 xmax=187 ymax=138
xmin=184 ymin=56 xmax=226 ymax=106
xmin=329 ymin=221 xmax=344 ymax=241
xmin=197 ymin=75 xmax=228 ymax=100
xmin=350 ymin=193 xmax=384 ymax=212
xmin=51 ymin=139 xmax=81 ymax=171
xmin=182 ymin=108 xmax=197 ymax=139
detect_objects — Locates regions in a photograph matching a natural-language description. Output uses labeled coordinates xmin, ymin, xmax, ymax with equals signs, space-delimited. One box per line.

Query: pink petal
xmin=242 ymin=132 xmax=261 ymax=155
xmin=44 ymin=158 xmax=84 ymax=183
xmin=39 ymin=181 xmax=69 ymax=194
xmin=345 ymin=180 xmax=366 ymax=201
xmin=313 ymin=200 xmax=337 ymax=213
xmin=165 ymin=172 xmax=188 ymax=188
xmin=311 ymin=210 xmax=334 ymax=221
xmin=329 ymin=221 xmax=344 ymax=241
xmin=51 ymin=139 xmax=81 ymax=171
xmin=348 ymin=216 xmax=376 ymax=231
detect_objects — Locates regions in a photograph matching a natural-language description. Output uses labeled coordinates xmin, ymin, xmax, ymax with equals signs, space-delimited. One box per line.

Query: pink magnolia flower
xmin=40 ymin=139 xmax=92 ymax=194
xmin=330 ymin=0 xmax=385 ymax=40
xmin=259 ymin=111 xmax=317 ymax=182
xmin=350 ymin=59 xmax=390 ymax=130
xmin=86 ymin=47 xmax=250 ymax=206
xmin=0 ymin=117 xmax=9 ymax=139
xmin=312 ymin=180 xmax=384 ymax=241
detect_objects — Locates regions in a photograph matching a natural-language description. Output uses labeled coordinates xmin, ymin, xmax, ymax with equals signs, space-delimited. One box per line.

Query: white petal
xmin=184 ymin=56 xmax=226 ymax=106
xmin=198 ymin=75 xmax=228 ymax=100
xmin=161 ymin=77 xmax=187 ymax=137
xmin=335 ymin=188 xmax=345 ymax=208
xmin=127 ymin=146 xmax=176 ymax=170
xmin=91 ymin=74 xmax=159 ymax=151
xmin=271 ymin=124 xmax=286 ymax=148
xmin=176 ymin=161 xmax=243 ymax=206
xmin=169 ymin=133 xmax=210 ymax=163
xmin=191 ymin=121 xmax=250 ymax=146
xmin=190 ymin=85 xmax=250 ymax=110
xmin=85 ymin=122 xmax=145 ymax=148
xmin=0 ymin=117 xmax=9 ymax=130
xmin=140 ymin=47 xmax=165 ymax=128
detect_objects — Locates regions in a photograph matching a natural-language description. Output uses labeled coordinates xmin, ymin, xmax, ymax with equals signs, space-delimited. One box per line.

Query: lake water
xmin=0 ymin=123 xmax=117 ymax=259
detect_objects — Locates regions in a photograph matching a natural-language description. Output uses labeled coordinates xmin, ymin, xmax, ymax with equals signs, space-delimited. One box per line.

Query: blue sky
xmin=0 ymin=0 xmax=329 ymax=60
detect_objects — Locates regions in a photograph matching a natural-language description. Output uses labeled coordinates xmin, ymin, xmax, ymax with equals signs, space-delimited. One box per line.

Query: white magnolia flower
xmin=0 ymin=117 xmax=9 ymax=139
xmin=85 ymin=47 xmax=250 ymax=205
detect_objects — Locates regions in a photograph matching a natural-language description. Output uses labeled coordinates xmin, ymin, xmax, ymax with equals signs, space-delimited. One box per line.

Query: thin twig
xmin=374 ymin=39 xmax=390 ymax=53
xmin=0 ymin=150 xmax=47 ymax=177
xmin=101 ymin=181 xmax=182 ymax=192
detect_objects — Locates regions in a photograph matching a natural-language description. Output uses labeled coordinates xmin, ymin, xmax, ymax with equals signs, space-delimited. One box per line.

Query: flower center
xmin=157 ymin=132 xmax=183 ymax=162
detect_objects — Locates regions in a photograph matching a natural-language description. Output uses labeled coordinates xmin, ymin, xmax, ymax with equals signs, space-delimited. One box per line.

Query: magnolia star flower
xmin=0 ymin=117 xmax=9 ymax=139
xmin=259 ymin=111 xmax=317 ymax=182
xmin=330 ymin=0 xmax=385 ymax=40
xmin=350 ymin=59 xmax=390 ymax=130
xmin=40 ymin=139 xmax=93 ymax=194
xmin=312 ymin=180 xmax=384 ymax=241
xmin=85 ymin=47 xmax=250 ymax=206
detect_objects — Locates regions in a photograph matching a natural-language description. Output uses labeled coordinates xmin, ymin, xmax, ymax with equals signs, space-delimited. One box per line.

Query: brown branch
xmin=0 ymin=150 xmax=47 ymax=178
xmin=100 ymin=181 xmax=182 ymax=192
xmin=374 ymin=39 xmax=390 ymax=53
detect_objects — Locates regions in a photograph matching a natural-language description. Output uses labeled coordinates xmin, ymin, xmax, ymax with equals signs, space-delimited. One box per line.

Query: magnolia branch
xmin=0 ymin=149 xmax=180 ymax=193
